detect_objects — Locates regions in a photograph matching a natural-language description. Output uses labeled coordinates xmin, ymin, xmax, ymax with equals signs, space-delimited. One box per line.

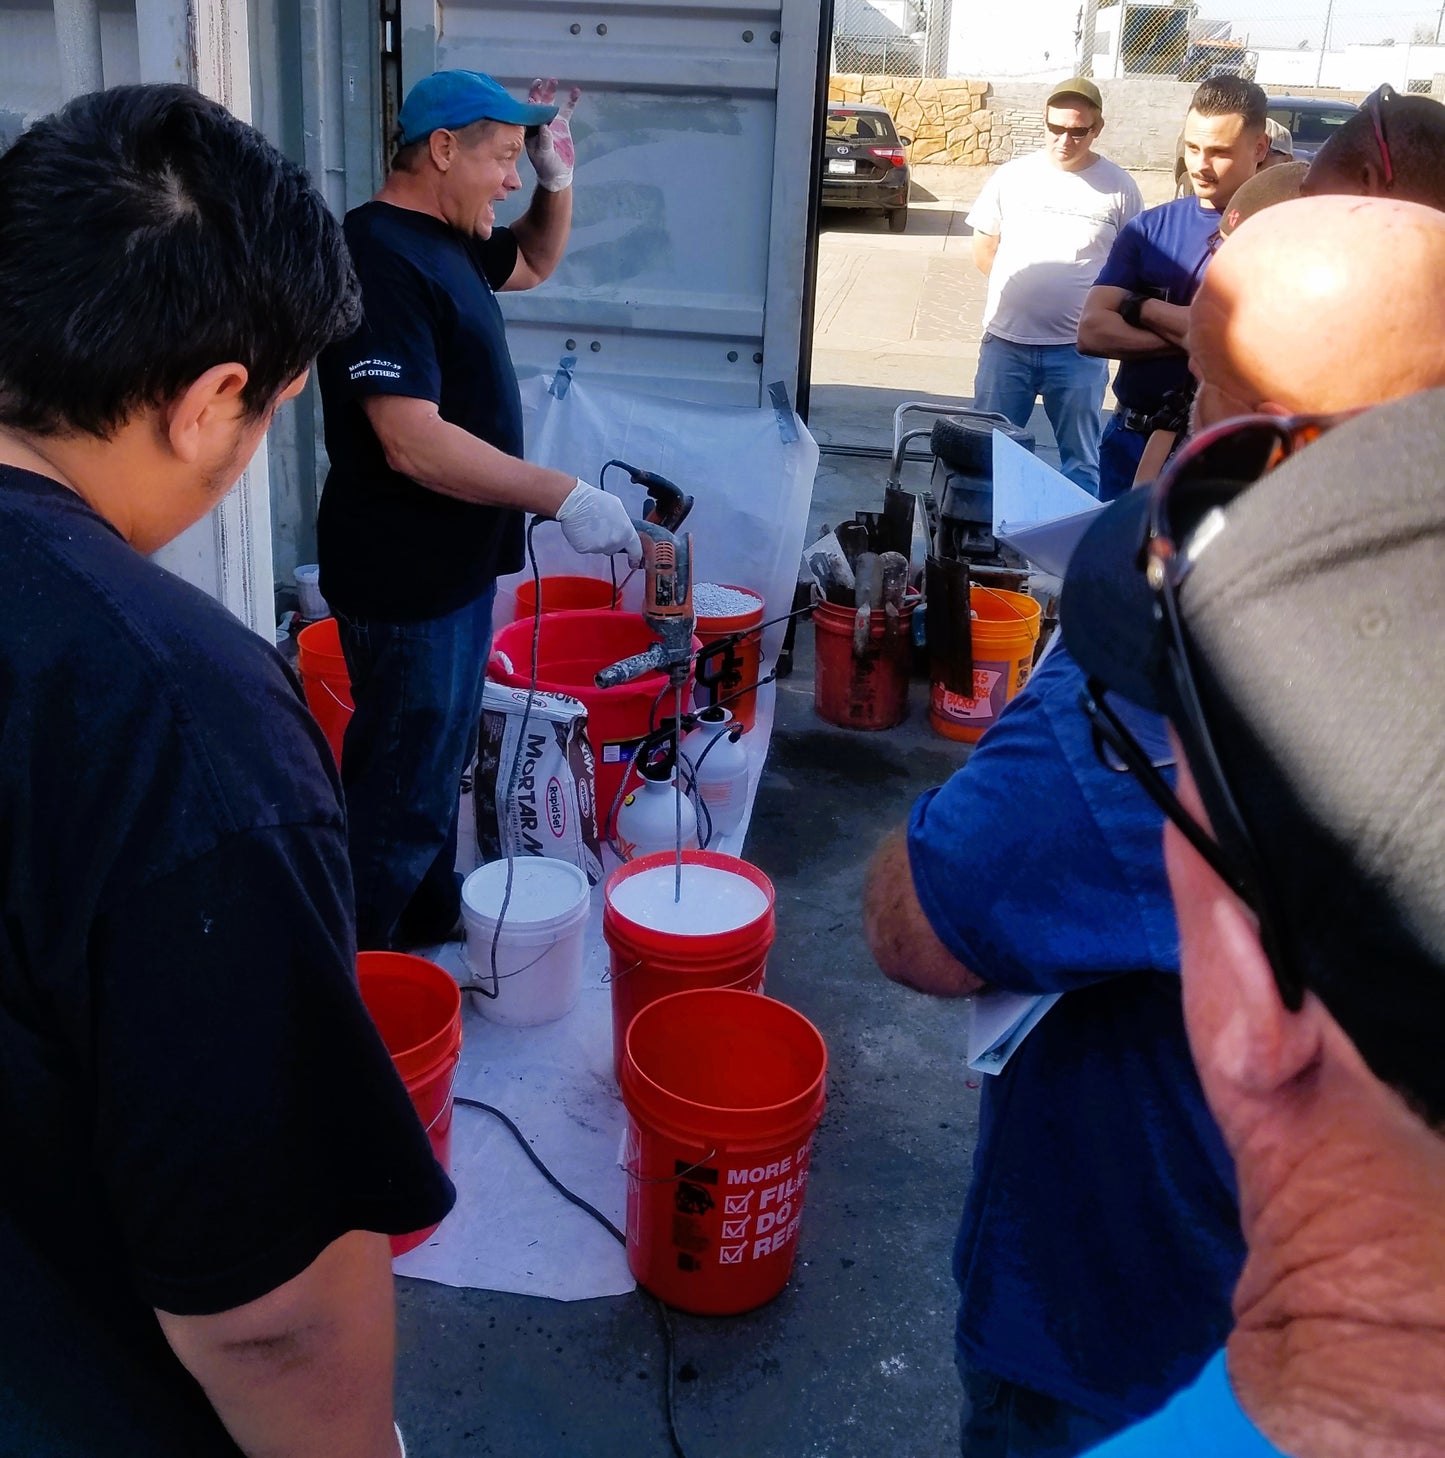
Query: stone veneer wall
xmin=829 ymin=75 xmax=1008 ymax=164
xmin=831 ymin=74 xmax=1204 ymax=169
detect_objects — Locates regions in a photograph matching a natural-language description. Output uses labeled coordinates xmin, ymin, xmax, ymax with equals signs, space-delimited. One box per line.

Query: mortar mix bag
xmin=476 ymin=681 xmax=604 ymax=884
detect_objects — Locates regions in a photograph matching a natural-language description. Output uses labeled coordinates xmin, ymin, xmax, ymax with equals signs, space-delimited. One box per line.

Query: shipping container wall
xmin=398 ymin=0 xmax=822 ymax=407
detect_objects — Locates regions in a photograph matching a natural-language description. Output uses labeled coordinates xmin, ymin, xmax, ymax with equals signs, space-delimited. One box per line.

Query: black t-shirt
xmin=317 ymin=202 xmax=527 ymax=621
xmin=0 ymin=467 xmax=455 ymax=1455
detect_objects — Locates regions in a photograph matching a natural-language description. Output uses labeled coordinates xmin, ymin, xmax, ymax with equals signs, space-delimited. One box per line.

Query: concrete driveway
xmin=810 ymin=163 xmax=1176 ymax=456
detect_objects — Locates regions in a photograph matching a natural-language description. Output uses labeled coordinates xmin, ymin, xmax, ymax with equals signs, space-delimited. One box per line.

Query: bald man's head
xmin=1189 ymin=195 xmax=1445 ymax=428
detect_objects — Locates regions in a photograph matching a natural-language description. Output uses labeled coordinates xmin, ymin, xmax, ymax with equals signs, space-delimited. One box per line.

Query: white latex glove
xmin=556 ymin=480 xmax=643 ymax=566
xmin=525 ymin=79 xmax=580 ymax=192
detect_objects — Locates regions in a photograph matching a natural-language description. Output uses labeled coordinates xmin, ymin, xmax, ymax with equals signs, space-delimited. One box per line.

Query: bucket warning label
xmin=934 ymin=665 xmax=1005 ymax=723
xmin=602 ymin=734 xmax=647 ymax=766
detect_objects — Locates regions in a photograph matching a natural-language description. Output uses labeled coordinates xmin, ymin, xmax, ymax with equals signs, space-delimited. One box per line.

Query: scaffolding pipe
xmin=53 ymin=0 xmax=105 ymax=99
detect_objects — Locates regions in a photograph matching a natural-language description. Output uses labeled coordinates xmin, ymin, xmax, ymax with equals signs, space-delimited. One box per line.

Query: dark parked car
xmin=1173 ymin=94 xmax=1358 ymax=194
xmin=820 ymin=104 xmax=912 ymax=233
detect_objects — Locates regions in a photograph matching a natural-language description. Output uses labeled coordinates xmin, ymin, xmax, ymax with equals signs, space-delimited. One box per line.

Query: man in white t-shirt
xmin=967 ymin=78 xmax=1142 ymax=494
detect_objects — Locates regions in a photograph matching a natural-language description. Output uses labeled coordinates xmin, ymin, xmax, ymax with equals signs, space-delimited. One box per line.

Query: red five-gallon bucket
xmin=356 ymin=951 xmax=462 ymax=1257
xmin=620 ymin=987 xmax=828 ymax=1314
xmin=603 ymin=849 xmax=776 ymax=1085
xmin=296 ymin=617 xmax=353 ymax=766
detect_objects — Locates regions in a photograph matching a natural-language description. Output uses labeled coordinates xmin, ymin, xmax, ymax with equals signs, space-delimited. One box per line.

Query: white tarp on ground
xmin=392 ymin=375 xmax=817 ymax=1300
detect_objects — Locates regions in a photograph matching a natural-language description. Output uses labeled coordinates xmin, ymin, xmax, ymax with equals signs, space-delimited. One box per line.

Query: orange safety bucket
xmin=296 ymin=617 xmax=353 ymax=766
xmin=928 ymin=587 xmax=1041 ymax=744
xmin=812 ymin=596 xmax=917 ymax=731
xmin=693 ymin=585 xmax=766 ymax=733
xmin=602 ymin=849 xmax=776 ymax=1085
xmin=356 ymin=951 xmax=462 ymax=1257
xmin=512 ymin=574 xmax=619 ymax=621
xmin=620 ymin=988 xmax=827 ymax=1315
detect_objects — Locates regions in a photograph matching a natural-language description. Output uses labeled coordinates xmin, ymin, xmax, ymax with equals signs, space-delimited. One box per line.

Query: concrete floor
xmin=394 ymin=163 xmax=1172 ymax=1457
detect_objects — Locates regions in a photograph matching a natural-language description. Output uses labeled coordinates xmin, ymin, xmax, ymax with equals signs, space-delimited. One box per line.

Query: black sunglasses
xmin=1046 ymin=122 xmax=1094 ymax=140
xmin=1080 ymin=411 xmax=1355 ymax=1009
xmin=1362 ymin=83 xmax=1397 ymax=188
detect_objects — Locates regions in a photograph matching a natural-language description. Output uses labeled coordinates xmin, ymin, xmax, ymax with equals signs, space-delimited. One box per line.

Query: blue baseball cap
xmin=397 ymin=70 xmax=558 ymax=147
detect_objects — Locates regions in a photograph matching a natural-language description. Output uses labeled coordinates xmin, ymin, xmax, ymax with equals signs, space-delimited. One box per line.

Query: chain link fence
xmin=1090 ymin=0 xmax=1445 ymax=93
xmin=831 ymin=0 xmax=951 ymax=76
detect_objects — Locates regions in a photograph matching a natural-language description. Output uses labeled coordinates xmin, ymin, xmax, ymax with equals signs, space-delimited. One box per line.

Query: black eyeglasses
xmin=1362 ymin=83 xmax=1396 ymax=188
xmin=1046 ymin=122 xmax=1094 ymax=140
xmin=1079 ymin=410 xmax=1356 ymax=1009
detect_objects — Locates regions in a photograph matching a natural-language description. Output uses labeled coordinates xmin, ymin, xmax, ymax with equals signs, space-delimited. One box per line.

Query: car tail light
xmin=869 ymin=146 xmax=907 ymax=165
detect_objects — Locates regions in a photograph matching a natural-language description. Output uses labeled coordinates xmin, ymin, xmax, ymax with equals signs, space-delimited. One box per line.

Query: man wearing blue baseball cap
xmin=318 ymin=71 xmax=640 ymax=950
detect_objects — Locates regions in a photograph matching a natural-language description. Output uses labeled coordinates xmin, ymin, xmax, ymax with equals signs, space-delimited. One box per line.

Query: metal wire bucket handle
xmin=972 ymin=583 xmax=1034 ymax=622
xmin=423 ymin=1063 xmax=462 ymax=1135
xmin=623 ymin=1148 xmax=720 ymax=1184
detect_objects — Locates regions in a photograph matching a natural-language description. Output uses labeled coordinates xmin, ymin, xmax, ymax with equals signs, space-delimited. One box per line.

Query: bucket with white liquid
xmin=602 ymin=850 xmax=776 ymax=1084
xmin=461 ymin=858 xmax=591 ymax=1026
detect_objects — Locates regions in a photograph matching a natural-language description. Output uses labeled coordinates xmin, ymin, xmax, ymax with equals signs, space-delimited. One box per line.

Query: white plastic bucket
xmin=460 ymin=858 xmax=591 ymax=1026
xmin=294 ymin=563 xmax=329 ymax=621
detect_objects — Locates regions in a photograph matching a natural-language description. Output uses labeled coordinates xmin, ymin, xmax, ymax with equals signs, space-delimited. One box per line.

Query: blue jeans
xmin=1096 ymin=414 xmax=1149 ymax=503
xmin=973 ymin=336 xmax=1109 ymax=495
xmin=960 ymin=1367 xmax=1123 ymax=1458
xmin=335 ymin=585 xmax=497 ymax=950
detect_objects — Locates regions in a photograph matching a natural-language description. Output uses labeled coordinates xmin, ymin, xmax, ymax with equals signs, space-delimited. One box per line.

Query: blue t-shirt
xmin=317 ymin=202 xmax=526 ymax=621
xmin=1094 ymin=196 xmax=1222 ymax=413
xmin=908 ymin=644 xmax=1244 ymax=1424
xmin=1082 ymin=1350 xmax=1289 ymax=1455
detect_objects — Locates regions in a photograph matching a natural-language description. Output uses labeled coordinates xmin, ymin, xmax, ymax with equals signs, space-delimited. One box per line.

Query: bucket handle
xmin=466 ymin=941 xmax=561 ymax=998
xmin=314 ymin=677 xmax=353 ymax=712
xmin=422 ymin=1062 xmax=462 ymax=1136
xmin=623 ymin=1148 xmax=720 ymax=1185
xmin=971 ymin=583 xmax=1034 ymax=623
xmin=601 ymin=961 xmax=763 ymax=992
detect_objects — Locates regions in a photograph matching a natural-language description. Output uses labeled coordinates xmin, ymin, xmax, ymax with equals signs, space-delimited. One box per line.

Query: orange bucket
xmin=929 ymin=588 xmax=1041 ymax=744
xmin=356 ymin=951 xmax=462 ymax=1257
xmin=694 ymin=585 xmax=766 ymax=733
xmin=620 ymin=988 xmax=827 ymax=1315
xmin=512 ymin=574 xmax=618 ymax=621
xmin=296 ymin=617 xmax=352 ymax=765
xmin=812 ymin=596 xmax=917 ymax=731
xmin=603 ymin=849 xmax=776 ymax=1085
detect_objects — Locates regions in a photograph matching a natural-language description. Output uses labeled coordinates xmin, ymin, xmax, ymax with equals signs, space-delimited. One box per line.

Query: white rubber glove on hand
xmin=557 ymin=480 xmax=643 ymax=566
xmin=525 ymin=79 xmax=580 ymax=192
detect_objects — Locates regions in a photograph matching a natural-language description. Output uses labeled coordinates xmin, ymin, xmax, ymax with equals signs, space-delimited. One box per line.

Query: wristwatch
xmin=1120 ymin=292 xmax=1150 ymax=330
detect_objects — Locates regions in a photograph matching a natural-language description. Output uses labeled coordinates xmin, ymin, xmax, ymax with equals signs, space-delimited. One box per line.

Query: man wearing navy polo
xmin=318 ymin=72 xmax=641 ymax=951
xmin=1077 ymin=77 xmax=1267 ymax=499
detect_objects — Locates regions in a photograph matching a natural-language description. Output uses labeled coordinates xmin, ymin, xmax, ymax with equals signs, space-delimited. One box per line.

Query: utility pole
xmin=1316 ymin=0 xmax=1335 ymax=85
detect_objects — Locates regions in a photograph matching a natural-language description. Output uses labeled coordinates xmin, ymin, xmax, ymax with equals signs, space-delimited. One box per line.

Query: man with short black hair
xmin=0 ymin=84 xmax=451 ymax=1456
xmin=318 ymin=70 xmax=640 ymax=951
xmin=1077 ymin=76 xmax=1267 ymax=499
xmin=966 ymin=78 xmax=1142 ymax=493
xmin=1061 ymin=387 xmax=1445 ymax=1458
xmin=1304 ymin=82 xmax=1445 ymax=210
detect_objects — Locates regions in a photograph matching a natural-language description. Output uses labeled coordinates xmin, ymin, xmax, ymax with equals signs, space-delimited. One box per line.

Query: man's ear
xmin=1192 ymin=878 xmax=1324 ymax=1097
xmin=162 ymin=363 xmax=249 ymax=464
xmin=429 ymin=127 xmax=456 ymax=172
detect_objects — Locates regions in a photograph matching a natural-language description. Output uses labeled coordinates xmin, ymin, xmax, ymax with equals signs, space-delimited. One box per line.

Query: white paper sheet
xmin=992 ymin=430 xmax=1105 ymax=576
xmin=393 ymin=688 xmax=776 ymax=1300
xmin=965 ymin=989 xmax=1062 ymax=1075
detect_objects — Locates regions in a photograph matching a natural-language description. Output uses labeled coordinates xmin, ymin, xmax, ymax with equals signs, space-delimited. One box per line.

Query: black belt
xmin=1116 ymin=407 xmax=1157 ymax=434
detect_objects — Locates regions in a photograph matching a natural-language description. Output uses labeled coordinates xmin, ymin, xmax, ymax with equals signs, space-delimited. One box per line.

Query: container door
xmin=397 ymin=0 xmax=824 ymax=407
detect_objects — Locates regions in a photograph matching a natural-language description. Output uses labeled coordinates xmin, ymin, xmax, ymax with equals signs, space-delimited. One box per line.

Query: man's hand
xmin=526 ymin=79 xmax=580 ymax=193
xmin=556 ymin=480 xmax=643 ymax=565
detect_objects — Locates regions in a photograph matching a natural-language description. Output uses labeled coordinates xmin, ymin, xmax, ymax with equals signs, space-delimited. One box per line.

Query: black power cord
xmin=453 ymin=1096 xmax=692 ymax=1458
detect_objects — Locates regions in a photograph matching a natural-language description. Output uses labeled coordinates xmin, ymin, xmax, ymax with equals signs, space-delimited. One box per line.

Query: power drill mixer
xmin=594 ymin=468 xmax=695 ymax=901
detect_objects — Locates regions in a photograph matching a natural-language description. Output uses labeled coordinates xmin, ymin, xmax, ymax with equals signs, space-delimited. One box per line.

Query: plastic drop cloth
xmin=392 ymin=376 xmax=817 ymax=1300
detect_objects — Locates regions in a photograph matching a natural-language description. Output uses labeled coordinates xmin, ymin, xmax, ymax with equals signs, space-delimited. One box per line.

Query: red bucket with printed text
xmin=619 ymin=987 xmax=827 ymax=1315
xmin=928 ymin=588 xmax=1041 ymax=744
